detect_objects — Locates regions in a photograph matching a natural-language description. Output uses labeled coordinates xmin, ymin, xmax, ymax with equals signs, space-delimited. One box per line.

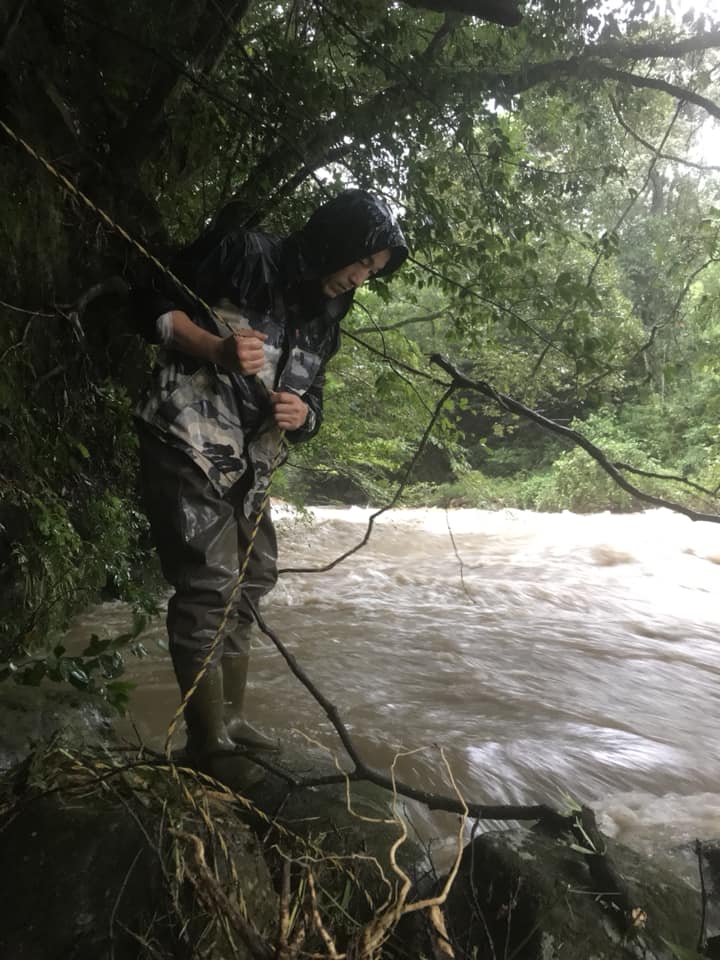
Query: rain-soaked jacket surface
xmin=134 ymin=190 xmax=408 ymax=517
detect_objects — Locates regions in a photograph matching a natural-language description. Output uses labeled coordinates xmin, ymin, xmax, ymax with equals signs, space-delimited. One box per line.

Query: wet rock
xmin=439 ymin=827 xmax=704 ymax=960
xmin=244 ymin=738 xmax=428 ymax=934
xmin=0 ymin=767 xmax=277 ymax=960
xmin=0 ymin=683 xmax=112 ymax=769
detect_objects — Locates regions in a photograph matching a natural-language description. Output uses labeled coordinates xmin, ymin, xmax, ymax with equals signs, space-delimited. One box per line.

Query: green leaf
xmin=68 ymin=667 xmax=90 ymax=690
xmin=19 ymin=661 xmax=47 ymax=686
xmin=105 ymin=680 xmax=134 ymax=716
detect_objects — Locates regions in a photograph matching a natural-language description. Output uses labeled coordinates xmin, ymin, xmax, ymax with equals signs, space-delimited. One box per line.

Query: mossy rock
xmin=440 ymin=827 xmax=704 ymax=960
xmin=243 ymin=740 xmax=427 ymax=946
xmin=0 ymin=683 xmax=113 ymax=770
xmin=0 ymin=749 xmax=278 ymax=960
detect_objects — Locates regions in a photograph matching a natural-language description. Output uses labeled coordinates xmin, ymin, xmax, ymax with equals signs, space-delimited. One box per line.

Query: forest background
xmin=2 ymin=0 xmax=720 ymax=670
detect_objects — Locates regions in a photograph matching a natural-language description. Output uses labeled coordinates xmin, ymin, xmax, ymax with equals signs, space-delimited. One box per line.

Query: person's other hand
xmin=216 ymin=330 xmax=267 ymax=374
xmin=270 ymin=391 xmax=309 ymax=430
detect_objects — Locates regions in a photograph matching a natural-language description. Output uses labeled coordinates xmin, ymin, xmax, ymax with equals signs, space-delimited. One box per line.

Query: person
xmin=132 ymin=190 xmax=408 ymax=769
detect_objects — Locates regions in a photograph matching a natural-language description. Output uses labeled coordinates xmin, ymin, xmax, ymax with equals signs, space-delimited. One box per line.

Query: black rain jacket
xmin=133 ymin=190 xmax=408 ymax=512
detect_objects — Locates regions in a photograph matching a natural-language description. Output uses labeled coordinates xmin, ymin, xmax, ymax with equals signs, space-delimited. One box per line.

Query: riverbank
xmin=0 ymin=686 xmax=716 ymax=960
xmin=48 ymin=507 xmax=720 ymax=860
xmin=4 ymin=506 xmax=720 ymax=956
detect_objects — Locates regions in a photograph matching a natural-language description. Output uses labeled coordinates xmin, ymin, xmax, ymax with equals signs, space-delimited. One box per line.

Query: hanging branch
xmin=246 ymin=598 xmax=566 ymax=826
xmin=0 ymin=0 xmax=28 ymax=62
xmin=613 ymin=462 xmax=719 ymax=500
xmin=352 ymin=308 xmax=446 ymax=336
xmin=343 ymin=329 xmax=445 ymax=384
xmin=593 ymin=64 xmax=720 ymax=122
xmin=246 ymin=600 xmax=640 ymax=932
xmin=430 ymin=354 xmax=720 ymax=523
xmin=610 ymin=94 xmax=720 ymax=173
xmin=278 ymin=383 xmax=457 ymax=575
xmin=586 ymin=100 xmax=683 ymax=286
xmin=444 ymin=510 xmax=480 ymax=605
xmin=281 ymin=333 xmax=720 ymax=593
xmin=528 ymin=99 xmax=683 ymax=384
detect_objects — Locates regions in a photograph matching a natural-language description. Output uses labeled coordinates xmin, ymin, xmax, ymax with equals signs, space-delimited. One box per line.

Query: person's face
xmin=321 ymin=248 xmax=392 ymax=298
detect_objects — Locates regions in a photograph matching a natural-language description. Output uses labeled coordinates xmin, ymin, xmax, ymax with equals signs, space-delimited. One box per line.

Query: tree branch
xmin=402 ymin=0 xmax=521 ymax=27
xmin=610 ymin=94 xmax=720 ymax=173
xmin=352 ymin=309 xmax=446 ymax=335
xmin=0 ymin=0 xmax=29 ymax=63
xmin=108 ymin=0 xmax=252 ymax=171
xmin=613 ymin=462 xmax=719 ymax=500
xmin=431 ymin=354 xmax=720 ymax=523
xmin=247 ymin=598 xmax=567 ymax=827
xmin=234 ymin=23 xmax=720 ymax=211
xmin=277 ymin=383 xmax=456 ymax=575
xmin=583 ymin=29 xmax=720 ymax=62
xmin=594 ymin=65 xmax=720 ymax=122
xmin=528 ymin=100 xmax=682 ymax=384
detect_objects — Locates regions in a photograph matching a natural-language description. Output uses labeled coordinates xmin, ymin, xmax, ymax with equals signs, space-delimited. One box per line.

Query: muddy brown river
xmin=66 ymin=506 xmax=720 ymax=863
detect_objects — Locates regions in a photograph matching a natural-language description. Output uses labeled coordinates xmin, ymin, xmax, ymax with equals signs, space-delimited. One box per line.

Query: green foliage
xmin=0 ymin=299 xmax=157 ymax=660
xmin=4 ymin=483 xmax=156 ymax=646
xmin=528 ymin=411 xmax=662 ymax=512
xmin=1 ymin=613 xmax=148 ymax=714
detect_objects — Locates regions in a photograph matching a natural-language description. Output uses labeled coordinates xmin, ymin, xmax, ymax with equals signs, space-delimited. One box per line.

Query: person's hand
xmin=270 ymin=391 xmax=309 ymax=431
xmin=215 ymin=330 xmax=267 ymax=374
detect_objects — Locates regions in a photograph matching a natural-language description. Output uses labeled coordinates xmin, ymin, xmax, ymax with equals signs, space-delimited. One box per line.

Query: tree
xmin=1 ymin=0 xmax=720 ymax=655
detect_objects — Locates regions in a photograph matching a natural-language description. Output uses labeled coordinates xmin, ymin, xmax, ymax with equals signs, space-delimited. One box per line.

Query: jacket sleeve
xmin=285 ymin=322 xmax=341 ymax=445
xmin=285 ymin=368 xmax=325 ymax=444
xmin=129 ymin=228 xmax=249 ymax=343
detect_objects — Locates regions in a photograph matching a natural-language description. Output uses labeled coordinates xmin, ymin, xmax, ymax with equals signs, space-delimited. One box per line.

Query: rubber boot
xmin=173 ymin=658 xmax=238 ymax=764
xmin=172 ymin=656 xmax=264 ymax=789
xmin=222 ymin=654 xmax=280 ymax=752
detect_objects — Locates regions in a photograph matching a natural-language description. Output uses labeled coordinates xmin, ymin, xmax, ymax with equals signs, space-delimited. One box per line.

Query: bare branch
xmin=595 ymin=64 xmax=720 ymax=122
xmin=353 ymin=309 xmax=446 ymax=335
xmin=586 ymin=29 xmax=720 ymax=62
xmin=589 ymin=100 xmax=682 ymax=284
xmin=407 ymin=256 xmax=553 ymax=346
xmin=0 ymin=298 xmax=55 ymax=318
xmin=445 ymin=510 xmax=480 ymax=605
xmin=528 ymin=100 xmax=682 ymax=385
xmin=0 ymin=0 xmax=29 ymax=63
xmin=247 ymin=598 xmax=568 ymax=827
xmin=613 ymin=462 xmax=719 ymax=500
xmin=278 ymin=384 xmax=456 ymax=575
xmin=610 ymin=94 xmax=720 ymax=173
xmin=431 ymin=354 xmax=720 ymax=523
xmin=343 ymin=329 xmax=445 ymax=384
xmin=402 ymin=0 xmax=521 ymax=26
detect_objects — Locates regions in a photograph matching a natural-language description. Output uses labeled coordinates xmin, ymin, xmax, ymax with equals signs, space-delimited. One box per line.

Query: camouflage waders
xmin=137 ymin=425 xmax=278 ymax=668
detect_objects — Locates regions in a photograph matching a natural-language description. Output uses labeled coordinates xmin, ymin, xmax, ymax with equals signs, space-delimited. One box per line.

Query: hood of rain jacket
xmin=292 ymin=189 xmax=409 ymax=282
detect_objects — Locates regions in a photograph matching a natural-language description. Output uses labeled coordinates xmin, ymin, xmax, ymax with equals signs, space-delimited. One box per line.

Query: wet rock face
xmin=703 ymin=841 xmax=720 ymax=957
xmin=0 ymin=684 xmax=113 ymax=770
xmin=441 ymin=828 xmax=704 ymax=960
xmin=0 ymin=791 xmax=277 ymax=960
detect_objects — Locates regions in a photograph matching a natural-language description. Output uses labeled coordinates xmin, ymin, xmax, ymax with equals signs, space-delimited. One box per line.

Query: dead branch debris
xmin=247 ymin=598 xmax=645 ymax=940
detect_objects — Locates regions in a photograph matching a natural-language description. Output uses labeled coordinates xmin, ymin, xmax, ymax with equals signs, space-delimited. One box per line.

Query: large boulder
xmin=439 ymin=826 xmax=704 ymax=960
xmin=0 ymin=733 xmax=428 ymax=959
xmin=0 ymin=752 xmax=278 ymax=960
xmin=0 ymin=683 xmax=112 ymax=769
